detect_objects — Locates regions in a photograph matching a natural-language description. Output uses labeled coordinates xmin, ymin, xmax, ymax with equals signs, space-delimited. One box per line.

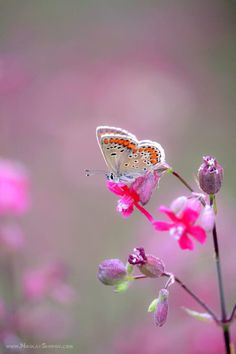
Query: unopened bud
xmin=97 ymin=259 xmax=127 ymax=285
xmin=198 ymin=205 xmax=215 ymax=232
xmin=139 ymin=255 xmax=165 ymax=278
xmin=128 ymin=247 xmax=165 ymax=278
xmin=198 ymin=156 xmax=223 ymax=195
xmin=154 ymin=289 xmax=169 ymax=327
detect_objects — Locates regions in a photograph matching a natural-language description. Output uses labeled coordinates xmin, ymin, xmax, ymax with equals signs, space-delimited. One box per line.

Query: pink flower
xmin=0 ymin=159 xmax=29 ymax=215
xmin=23 ymin=261 xmax=75 ymax=304
xmin=0 ymin=224 xmax=25 ymax=253
xmin=153 ymin=196 xmax=214 ymax=250
xmin=107 ymin=171 xmax=165 ymax=221
xmin=107 ymin=181 xmax=155 ymax=222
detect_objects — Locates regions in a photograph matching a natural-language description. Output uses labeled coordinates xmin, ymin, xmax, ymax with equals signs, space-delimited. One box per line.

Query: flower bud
xmin=131 ymin=171 xmax=161 ymax=205
xmin=198 ymin=205 xmax=215 ymax=232
xmin=170 ymin=196 xmax=187 ymax=214
xmin=128 ymin=247 xmax=165 ymax=278
xmin=97 ymin=259 xmax=127 ymax=285
xmin=154 ymin=289 xmax=169 ymax=327
xmin=198 ymin=156 xmax=223 ymax=195
xmin=139 ymin=255 xmax=165 ymax=278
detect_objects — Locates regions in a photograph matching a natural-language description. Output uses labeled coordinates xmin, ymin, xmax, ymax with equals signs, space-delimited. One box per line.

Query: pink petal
xmin=121 ymin=206 xmax=134 ymax=218
xmin=178 ymin=233 xmax=194 ymax=250
xmin=188 ymin=225 xmax=206 ymax=244
xmin=198 ymin=205 xmax=215 ymax=232
xmin=153 ymin=221 xmax=172 ymax=231
xmin=117 ymin=200 xmax=134 ymax=218
xmin=106 ymin=181 xmax=126 ymax=196
xmin=181 ymin=208 xmax=199 ymax=225
xmin=159 ymin=206 xmax=179 ymax=222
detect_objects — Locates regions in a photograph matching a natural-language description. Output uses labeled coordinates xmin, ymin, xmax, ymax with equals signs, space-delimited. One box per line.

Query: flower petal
xmin=188 ymin=225 xmax=206 ymax=244
xmin=198 ymin=205 xmax=215 ymax=232
xmin=178 ymin=233 xmax=194 ymax=250
xmin=153 ymin=221 xmax=173 ymax=231
xmin=159 ymin=206 xmax=179 ymax=222
xmin=117 ymin=198 xmax=134 ymax=218
xmin=106 ymin=181 xmax=126 ymax=196
xmin=181 ymin=208 xmax=199 ymax=224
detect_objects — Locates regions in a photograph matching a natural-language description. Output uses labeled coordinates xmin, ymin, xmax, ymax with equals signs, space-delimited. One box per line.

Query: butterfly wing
xmin=138 ymin=140 xmax=165 ymax=166
xmin=96 ymin=126 xmax=166 ymax=182
xmin=99 ymin=133 xmax=139 ymax=176
xmin=96 ymin=126 xmax=137 ymax=144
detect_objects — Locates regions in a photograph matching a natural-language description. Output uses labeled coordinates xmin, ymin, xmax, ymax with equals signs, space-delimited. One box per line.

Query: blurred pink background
xmin=0 ymin=1 xmax=236 ymax=353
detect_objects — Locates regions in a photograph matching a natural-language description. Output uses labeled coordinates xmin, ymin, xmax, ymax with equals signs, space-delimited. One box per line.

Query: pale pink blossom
xmin=0 ymin=224 xmax=24 ymax=253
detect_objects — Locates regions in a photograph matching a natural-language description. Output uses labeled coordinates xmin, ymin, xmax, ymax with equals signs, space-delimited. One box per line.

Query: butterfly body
xmin=96 ymin=126 xmax=165 ymax=183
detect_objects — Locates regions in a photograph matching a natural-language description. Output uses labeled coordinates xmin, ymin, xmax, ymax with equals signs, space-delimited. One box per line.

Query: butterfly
xmin=94 ymin=126 xmax=165 ymax=183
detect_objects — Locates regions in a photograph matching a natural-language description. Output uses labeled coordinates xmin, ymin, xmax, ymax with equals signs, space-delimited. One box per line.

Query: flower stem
xmin=171 ymin=170 xmax=194 ymax=193
xmin=228 ymin=303 xmax=236 ymax=323
xmin=163 ymin=272 xmax=219 ymax=324
xmin=210 ymin=194 xmax=231 ymax=354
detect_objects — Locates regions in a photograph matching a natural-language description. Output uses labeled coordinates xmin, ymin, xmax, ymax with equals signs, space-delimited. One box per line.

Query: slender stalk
xmin=171 ymin=170 xmax=194 ymax=193
xmin=228 ymin=303 xmax=236 ymax=323
xmin=163 ymin=273 xmax=219 ymax=324
xmin=133 ymin=273 xmax=219 ymax=323
xmin=210 ymin=195 xmax=231 ymax=354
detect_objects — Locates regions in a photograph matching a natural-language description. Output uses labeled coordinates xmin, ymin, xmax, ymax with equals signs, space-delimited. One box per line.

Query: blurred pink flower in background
xmin=0 ymin=56 xmax=30 ymax=95
xmin=0 ymin=224 xmax=25 ymax=253
xmin=0 ymin=159 xmax=29 ymax=215
xmin=23 ymin=261 xmax=75 ymax=304
xmin=14 ymin=304 xmax=72 ymax=341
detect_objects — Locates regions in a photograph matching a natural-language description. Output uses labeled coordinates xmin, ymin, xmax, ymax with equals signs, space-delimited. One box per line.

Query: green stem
xmin=210 ymin=195 xmax=231 ymax=354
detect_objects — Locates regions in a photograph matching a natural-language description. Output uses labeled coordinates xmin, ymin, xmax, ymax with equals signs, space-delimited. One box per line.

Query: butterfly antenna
xmin=85 ymin=169 xmax=106 ymax=177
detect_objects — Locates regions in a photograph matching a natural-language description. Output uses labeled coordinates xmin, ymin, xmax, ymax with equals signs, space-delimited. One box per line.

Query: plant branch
xmin=228 ymin=303 xmax=236 ymax=323
xmin=134 ymin=272 xmax=219 ymax=323
xmin=210 ymin=194 xmax=231 ymax=354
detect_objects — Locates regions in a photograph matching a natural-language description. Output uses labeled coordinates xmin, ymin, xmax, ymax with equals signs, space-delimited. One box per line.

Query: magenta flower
xmin=0 ymin=159 xmax=29 ymax=215
xmin=107 ymin=171 xmax=164 ymax=221
xmin=153 ymin=196 xmax=214 ymax=250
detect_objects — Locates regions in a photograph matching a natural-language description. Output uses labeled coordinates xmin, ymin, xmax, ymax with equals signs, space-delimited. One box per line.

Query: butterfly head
xmin=105 ymin=171 xmax=136 ymax=183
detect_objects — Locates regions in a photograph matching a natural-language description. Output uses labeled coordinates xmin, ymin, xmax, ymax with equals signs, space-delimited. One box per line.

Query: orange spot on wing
xmin=103 ymin=138 xmax=109 ymax=144
xmin=150 ymin=159 xmax=158 ymax=165
xmin=128 ymin=143 xmax=136 ymax=150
